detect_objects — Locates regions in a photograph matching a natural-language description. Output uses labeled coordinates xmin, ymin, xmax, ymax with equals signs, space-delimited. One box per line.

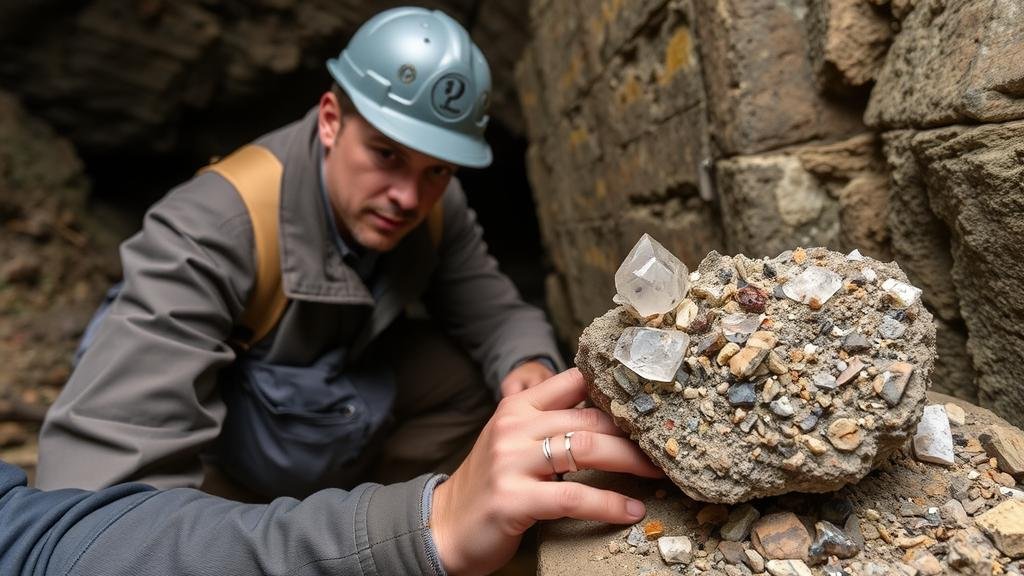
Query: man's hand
xmin=430 ymin=369 xmax=663 ymax=576
xmin=500 ymin=360 xmax=555 ymax=397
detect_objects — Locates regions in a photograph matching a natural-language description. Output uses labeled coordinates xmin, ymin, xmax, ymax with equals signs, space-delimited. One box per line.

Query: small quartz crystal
xmin=720 ymin=313 xmax=766 ymax=343
xmin=615 ymin=234 xmax=690 ymax=318
xmin=881 ymin=278 xmax=922 ymax=308
xmin=782 ymin=266 xmax=843 ymax=307
xmin=614 ymin=327 xmax=690 ymax=382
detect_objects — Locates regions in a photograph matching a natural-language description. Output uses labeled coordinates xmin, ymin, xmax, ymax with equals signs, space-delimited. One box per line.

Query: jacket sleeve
xmin=0 ymin=460 xmax=447 ymax=576
xmin=36 ymin=173 xmax=257 ymax=490
xmin=424 ymin=179 xmax=565 ymax=396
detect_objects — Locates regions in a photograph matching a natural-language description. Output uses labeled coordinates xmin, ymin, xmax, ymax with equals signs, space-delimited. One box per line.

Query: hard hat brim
xmin=331 ymin=61 xmax=493 ymax=169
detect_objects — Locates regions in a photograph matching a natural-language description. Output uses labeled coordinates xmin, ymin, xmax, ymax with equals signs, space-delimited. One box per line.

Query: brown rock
xmin=979 ymin=425 xmax=1024 ymax=479
xmin=730 ymin=345 xmax=770 ymax=378
xmin=751 ymin=512 xmax=812 ymax=561
xmin=836 ymin=357 xmax=865 ymax=387
xmin=975 ymin=499 xmax=1024 ymax=558
xmin=718 ymin=540 xmax=748 ymax=565
xmin=872 ymin=362 xmax=914 ymax=406
xmin=827 ymin=418 xmax=863 ymax=452
xmin=805 ymin=0 xmax=893 ymax=89
xmin=909 ymin=550 xmax=943 ymax=576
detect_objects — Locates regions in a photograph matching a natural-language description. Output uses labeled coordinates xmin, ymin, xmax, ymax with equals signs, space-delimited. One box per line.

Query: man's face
xmin=318 ymin=92 xmax=457 ymax=252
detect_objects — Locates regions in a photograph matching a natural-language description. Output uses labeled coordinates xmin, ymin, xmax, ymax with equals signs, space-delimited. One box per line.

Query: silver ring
xmin=564 ymin=432 xmax=579 ymax=473
xmin=542 ymin=436 xmax=558 ymax=475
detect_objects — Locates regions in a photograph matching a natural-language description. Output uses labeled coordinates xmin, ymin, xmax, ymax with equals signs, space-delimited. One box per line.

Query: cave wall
xmin=517 ymin=0 xmax=1024 ymax=426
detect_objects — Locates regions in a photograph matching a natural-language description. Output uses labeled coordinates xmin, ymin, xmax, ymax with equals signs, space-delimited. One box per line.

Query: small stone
xmin=728 ymin=383 xmax=757 ymax=408
xmin=644 ymin=520 xmax=664 ymax=539
xmin=878 ymin=316 xmax=907 ymax=339
xmin=615 ymin=233 xmax=690 ymax=317
xmin=944 ymin=403 xmax=966 ymax=426
xmin=610 ymin=400 xmax=628 ymax=418
xmin=881 ymin=278 xmax=922 ymax=308
xmin=665 ymin=437 xmax=680 ymax=458
xmin=812 ymin=372 xmax=838 ymax=391
xmin=895 ymin=534 xmax=931 ymax=549
xmin=730 ymin=346 xmax=771 ymax=379
xmin=975 ymin=499 xmax=1024 ymax=558
xmin=698 ymin=504 xmax=730 ymax=526
xmin=721 ymin=504 xmax=761 ymax=541
xmin=737 ymin=285 xmax=770 ymax=313
xmin=770 ymin=396 xmax=796 ymax=418
xmin=841 ymin=332 xmax=871 ymax=353
xmin=782 ymin=266 xmax=843 ymax=307
xmin=744 ymin=549 xmax=765 ymax=573
xmin=658 ymin=535 xmax=694 ymax=564
xmin=991 ymin=469 xmax=1016 ymax=487
xmin=827 ymin=418 xmax=863 ymax=452
xmin=633 ymin=393 xmax=657 ymax=416
xmin=804 ymin=436 xmax=828 ymax=455
xmin=872 ymin=361 xmax=913 ymax=406
xmin=765 ymin=559 xmax=813 ymax=576
xmin=719 ymin=540 xmax=748 ymax=565
xmin=980 ymin=425 xmax=1024 ymax=479
xmin=862 ymin=267 xmax=877 ymax=282
xmin=627 ymin=525 xmax=646 ymax=546
xmin=913 ymin=405 xmax=955 ymax=466
xmin=808 ymin=520 xmax=861 ymax=563
xmin=740 ymin=411 xmax=759 ymax=434
xmin=766 ymin=351 xmax=788 ymax=375
xmin=717 ymin=342 xmax=742 ymax=365
xmin=683 ymin=386 xmax=700 ymax=399
xmin=940 ymin=499 xmax=970 ymax=528
xmin=963 ymin=497 xmax=986 ymax=516
xmin=608 ymin=540 xmax=621 ymax=554
xmin=782 ymin=452 xmax=805 ymax=470
xmin=746 ymin=330 xmax=778 ymax=350
xmin=615 ymin=327 xmax=690 ymax=382
xmin=835 ymin=358 xmax=865 ymax=387
xmin=798 ymin=412 xmax=820 ymax=433
xmin=675 ymin=299 xmax=700 ymax=330
xmin=909 ymin=551 xmax=943 ymax=576
xmin=751 ymin=512 xmax=812 ymax=560
xmin=613 ymin=365 xmax=640 ymax=395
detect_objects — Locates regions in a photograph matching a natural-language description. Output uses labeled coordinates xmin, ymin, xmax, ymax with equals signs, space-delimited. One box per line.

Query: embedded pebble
xmin=658 ymin=536 xmax=694 ymax=564
xmin=913 ymin=405 xmax=954 ymax=466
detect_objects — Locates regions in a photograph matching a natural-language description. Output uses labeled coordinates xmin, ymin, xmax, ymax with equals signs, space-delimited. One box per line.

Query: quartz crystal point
xmin=614 ymin=327 xmax=690 ymax=382
xmin=615 ymin=234 xmax=689 ymax=317
xmin=782 ymin=266 xmax=843 ymax=306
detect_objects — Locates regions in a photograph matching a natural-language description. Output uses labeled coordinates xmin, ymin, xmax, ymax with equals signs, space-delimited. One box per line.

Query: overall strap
xmin=200 ymin=145 xmax=287 ymax=349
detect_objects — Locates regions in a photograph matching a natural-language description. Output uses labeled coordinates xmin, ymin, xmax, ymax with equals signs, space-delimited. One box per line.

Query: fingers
xmin=520 ymin=368 xmax=586 ymax=411
xmin=531 ymin=481 xmax=647 ymax=525
xmin=555 ymin=431 xmax=664 ymax=478
xmin=534 ymin=407 xmax=625 ymax=438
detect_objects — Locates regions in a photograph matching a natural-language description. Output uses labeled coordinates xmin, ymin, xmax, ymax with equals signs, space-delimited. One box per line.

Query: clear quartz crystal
xmin=615 ymin=234 xmax=689 ymax=317
xmin=720 ymin=313 xmax=766 ymax=342
xmin=881 ymin=278 xmax=922 ymax=308
xmin=614 ymin=327 xmax=690 ymax=382
xmin=782 ymin=266 xmax=843 ymax=306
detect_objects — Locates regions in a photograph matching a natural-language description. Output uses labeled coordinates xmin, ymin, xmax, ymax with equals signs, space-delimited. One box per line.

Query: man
xmin=38 ymin=7 xmax=561 ymax=498
xmin=5 ymin=370 xmax=663 ymax=576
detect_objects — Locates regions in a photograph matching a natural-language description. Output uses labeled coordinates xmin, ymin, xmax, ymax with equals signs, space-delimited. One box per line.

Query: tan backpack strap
xmin=199 ymin=145 xmax=287 ymax=349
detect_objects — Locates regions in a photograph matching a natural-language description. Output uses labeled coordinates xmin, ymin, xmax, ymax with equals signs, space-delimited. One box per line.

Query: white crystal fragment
xmin=862 ymin=268 xmax=877 ymax=282
xmin=846 ymin=249 xmax=864 ymax=261
xmin=999 ymin=486 xmax=1024 ymax=499
xmin=913 ymin=405 xmax=954 ymax=466
xmin=689 ymin=271 xmax=701 ymax=283
xmin=614 ymin=327 xmax=690 ymax=382
xmin=615 ymin=234 xmax=689 ymax=318
xmin=720 ymin=313 xmax=765 ymax=341
xmin=782 ymin=266 xmax=843 ymax=306
xmin=657 ymin=536 xmax=693 ymax=564
xmin=882 ymin=278 xmax=922 ymax=308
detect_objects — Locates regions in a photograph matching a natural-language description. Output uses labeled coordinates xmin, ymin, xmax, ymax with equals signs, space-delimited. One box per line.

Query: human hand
xmin=429 ymin=368 xmax=664 ymax=576
xmin=500 ymin=360 xmax=555 ymax=397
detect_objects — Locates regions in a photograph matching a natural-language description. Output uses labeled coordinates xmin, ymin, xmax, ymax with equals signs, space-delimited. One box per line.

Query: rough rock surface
xmin=805 ymin=0 xmax=893 ymax=90
xmin=538 ymin=393 xmax=1024 ymax=576
xmin=578 ymin=247 xmax=936 ymax=503
xmin=865 ymin=0 xmax=1024 ymax=128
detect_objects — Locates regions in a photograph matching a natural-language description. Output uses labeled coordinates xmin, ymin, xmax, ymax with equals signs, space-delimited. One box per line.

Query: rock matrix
xmin=578 ymin=238 xmax=936 ymax=503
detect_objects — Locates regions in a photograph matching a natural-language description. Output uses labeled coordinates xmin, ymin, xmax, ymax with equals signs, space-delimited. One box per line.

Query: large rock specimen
xmin=578 ymin=244 xmax=936 ymax=503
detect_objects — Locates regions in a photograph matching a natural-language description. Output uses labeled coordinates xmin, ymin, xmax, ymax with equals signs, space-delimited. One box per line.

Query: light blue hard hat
xmin=327 ymin=7 xmax=493 ymax=168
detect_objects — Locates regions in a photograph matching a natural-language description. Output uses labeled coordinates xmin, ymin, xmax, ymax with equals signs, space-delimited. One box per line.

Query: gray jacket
xmin=1 ymin=459 xmax=447 ymax=575
xmin=38 ymin=107 xmax=561 ymax=494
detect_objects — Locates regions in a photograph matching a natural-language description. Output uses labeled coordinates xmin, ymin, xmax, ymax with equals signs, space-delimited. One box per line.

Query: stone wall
xmin=517 ymin=0 xmax=1024 ymax=426
xmin=0 ymin=0 xmax=529 ymax=158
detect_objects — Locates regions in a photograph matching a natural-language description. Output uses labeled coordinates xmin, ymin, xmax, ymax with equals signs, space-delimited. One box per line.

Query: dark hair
xmin=330 ymin=83 xmax=359 ymax=117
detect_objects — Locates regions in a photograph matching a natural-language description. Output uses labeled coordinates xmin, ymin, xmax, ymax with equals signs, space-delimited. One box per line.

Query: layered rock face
xmin=578 ymin=239 xmax=936 ymax=503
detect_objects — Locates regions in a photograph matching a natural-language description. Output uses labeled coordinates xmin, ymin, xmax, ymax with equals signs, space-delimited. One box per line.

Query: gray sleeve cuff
xmin=421 ymin=474 xmax=450 ymax=576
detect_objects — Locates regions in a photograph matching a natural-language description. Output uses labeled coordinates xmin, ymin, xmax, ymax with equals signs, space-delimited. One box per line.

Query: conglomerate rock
xmin=577 ymin=246 xmax=936 ymax=503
